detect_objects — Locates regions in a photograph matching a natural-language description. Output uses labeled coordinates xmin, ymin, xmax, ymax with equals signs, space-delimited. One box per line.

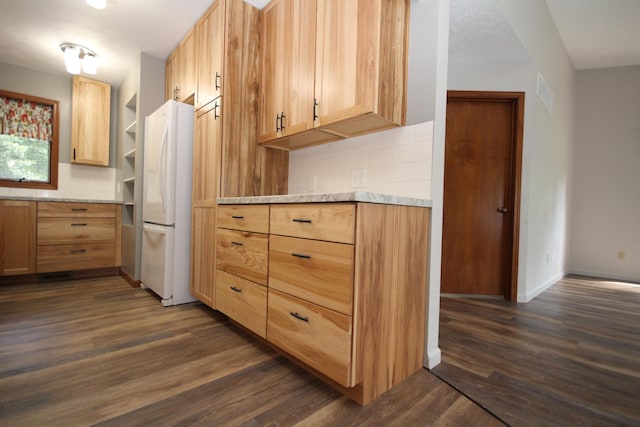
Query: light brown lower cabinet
xmin=0 ymin=200 xmax=37 ymax=276
xmin=215 ymin=201 xmax=430 ymax=405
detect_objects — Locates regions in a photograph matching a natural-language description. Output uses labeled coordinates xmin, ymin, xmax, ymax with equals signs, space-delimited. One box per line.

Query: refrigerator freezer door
xmin=141 ymin=222 xmax=175 ymax=305
xmin=143 ymin=100 xmax=177 ymax=226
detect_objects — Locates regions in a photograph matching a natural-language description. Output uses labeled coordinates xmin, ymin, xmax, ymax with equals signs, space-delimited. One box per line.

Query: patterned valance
xmin=0 ymin=96 xmax=53 ymax=142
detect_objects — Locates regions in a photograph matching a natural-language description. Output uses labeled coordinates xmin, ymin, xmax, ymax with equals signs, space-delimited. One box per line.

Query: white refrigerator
xmin=141 ymin=100 xmax=195 ymax=306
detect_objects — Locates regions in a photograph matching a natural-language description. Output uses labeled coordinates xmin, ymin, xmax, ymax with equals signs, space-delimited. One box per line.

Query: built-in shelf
xmin=125 ymin=121 xmax=137 ymax=135
xmin=124 ymin=149 xmax=136 ymax=159
xmin=124 ymin=176 xmax=135 ymax=184
xmin=126 ymin=93 xmax=137 ymax=109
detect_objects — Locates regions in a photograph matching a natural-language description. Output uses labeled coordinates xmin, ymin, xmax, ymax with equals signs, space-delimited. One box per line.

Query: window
xmin=0 ymin=89 xmax=59 ymax=189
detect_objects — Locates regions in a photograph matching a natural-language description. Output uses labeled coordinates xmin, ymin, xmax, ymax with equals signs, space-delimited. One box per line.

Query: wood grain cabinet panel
xmin=270 ymin=203 xmax=355 ymax=243
xmin=190 ymin=207 xmax=216 ymax=308
xmin=269 ymin=235 xmax=353 ymax=315
xmin=71 ymin=76 xmax=111 ymax=166
xmin=37 ymin=243 xmax=115 ymax=273
xmin=217 ymin=204 xmax=270 ymax=234
xmin=195 ymin=0 xmax=224 ymax=109
xmin=216 ymin=269 xmax=267 ymax=338
xmin=38 ymin=202 xmax=116 ymax=217
xmin=0 ymin=200 xmax=36 ymax=276
xmin=216 ymin=228 xmax=268 ymax=286
xmin=37 ymin=218 xmax=115 ymax=244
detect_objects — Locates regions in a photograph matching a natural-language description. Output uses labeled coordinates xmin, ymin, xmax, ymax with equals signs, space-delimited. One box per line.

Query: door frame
xmin=446 ymin=90 xmax=525 ymax=301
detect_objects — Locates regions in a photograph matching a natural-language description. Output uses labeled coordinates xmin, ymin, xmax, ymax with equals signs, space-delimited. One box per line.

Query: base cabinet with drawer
xmin=216 ymin=201 xmax=430 ymax=405
xmin=37 ymin=202 xmax=121 ymax=273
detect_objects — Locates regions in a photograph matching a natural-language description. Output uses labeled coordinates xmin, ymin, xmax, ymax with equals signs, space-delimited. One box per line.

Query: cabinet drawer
xmin=216 ymin=270 xmax=267 ymax=338
xmin=217 ymin=205 xmax=270 ymax=233
xmin=37 ymin=218 xmax=115 ymax=244
xmin=269 ymin=235 xmax=354 ymax=315
xmin=216 ymin=228 xmax=268 ymax=285
xmin=267 ymin=289 xmax=354 ymax=387
xmin=37 ymin=243 xmax=115 ymax=273
xmin=38 ymin=202 xmax=115 ymax=218
xmin=270 ymin=203 xmax=355 ymax=244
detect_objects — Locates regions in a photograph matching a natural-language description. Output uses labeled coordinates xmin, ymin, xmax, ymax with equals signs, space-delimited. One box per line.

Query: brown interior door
xmin=441 ymin=92 xmax=523 ymax=299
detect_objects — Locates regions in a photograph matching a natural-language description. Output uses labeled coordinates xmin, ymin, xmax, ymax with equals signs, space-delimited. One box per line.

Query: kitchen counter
xmin=0 ymin=196 xmax=122 ymax=204
xmin=217 ymin=191 xmax=432 ymax=208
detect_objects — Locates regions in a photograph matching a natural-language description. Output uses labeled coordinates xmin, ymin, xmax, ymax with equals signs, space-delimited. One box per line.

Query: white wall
xmin=0 ymin=62 xmax=118 ymax=201
xmin=570 ymin=66 xmax=640 ymax=283
xmin=288 ymin=122 xmax=433 ymax=199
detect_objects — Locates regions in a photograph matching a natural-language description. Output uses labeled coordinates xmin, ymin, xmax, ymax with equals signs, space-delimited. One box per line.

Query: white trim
xmin=518 ymin=271 xmax=566 ymax=302
xmin=425 ymin=347 xmax=442 ymax=369
xmin=569 ymin=269 xmax=640 ymax=285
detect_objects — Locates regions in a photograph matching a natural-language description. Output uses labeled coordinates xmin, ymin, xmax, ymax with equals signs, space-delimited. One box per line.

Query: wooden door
xmin=195 ymin=0 xmax=224 ymax=110
xmin=192 ymin=101 xmax=222 ymax=207
xmin=191 ymin=207 xmax=216 ymax=307
xmin=178 ymin=28 xmax=196 ymax=103
xmin=71 ymin=76 xmax=111 ymax=166
xmin=441 ymin=91 xmax=523 ymax=300
xmin=258 ymin=0 xmax=316 ymax=143
xmin=0 ymin=200 xmax=36 ymax=276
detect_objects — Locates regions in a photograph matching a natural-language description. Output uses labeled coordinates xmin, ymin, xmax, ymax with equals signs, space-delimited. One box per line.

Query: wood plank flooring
xmin=0 ymin=275 xmax=500 ymax=426
xmin=432 ymin=275 xmax=640 ymax=426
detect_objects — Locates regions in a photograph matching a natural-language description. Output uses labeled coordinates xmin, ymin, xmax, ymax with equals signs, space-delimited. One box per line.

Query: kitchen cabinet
xmin=165 ymin=28 xmax=196 ymax=103
xmin=258 ymin=0 xmax=409 ymax=150
xmin=195 ymin=0 xmax=224 ymax=110
xmin=37 ymin=202 xmax=121 ymax=273
xmin=216 ymin=198 xmax=431 ymax=405
xmin=0 ymin=200 xmax=36 ymax=276
xmin=71 ymin=76 xmax=111 ymax=166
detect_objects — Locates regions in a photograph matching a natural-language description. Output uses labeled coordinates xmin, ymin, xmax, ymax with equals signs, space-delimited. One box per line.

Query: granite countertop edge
xmin=0 ymin=196 xmax=122 ymax=204
xmin=217 ymin=192 xmax=432 ymax=208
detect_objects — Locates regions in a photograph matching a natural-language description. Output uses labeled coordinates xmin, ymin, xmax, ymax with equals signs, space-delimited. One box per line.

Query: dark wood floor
xmin=0 ymin=275 xmax=500 ymax=426
xmin=433 ymin=275 xmax=640 ymax=426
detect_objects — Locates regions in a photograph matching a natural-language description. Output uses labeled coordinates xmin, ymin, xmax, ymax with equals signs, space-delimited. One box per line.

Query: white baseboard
xmin=568 ymin=269 xmax=640 ymax=284
xmin=424 ymin=346 xmax=442 ymax=369
xmin=518 ymin=271 xmax=567 ymax=303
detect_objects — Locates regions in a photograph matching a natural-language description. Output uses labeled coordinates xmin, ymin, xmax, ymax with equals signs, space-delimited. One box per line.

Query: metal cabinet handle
xmin=231 ymin=241 xmax=243 ymax=246
xmin=230 ymin=286 xmax=242 ymax=293
xmin=71 ymin=223 xmax=88 ymax=227
xmin=215 ymin=71 xmax=221 ymax=91
xmin=70 ymin=249 xmax=87 ymax=254
xmin=292 ymin=218 xmax=312 ymax=224
xmin=292 ymin=253 xmax=311 ymax=259
xmin=280 ymin=112 xmax=286 ymax=130
xmin=313 ymin=99 xmax=319 ymax=121
xmin=290 ymin=312 xmax=309 ymax=322
xmin=276 ymin=113 xmax=281 ymax=132
xmin=71 ymin=208 xmax=88 ymax=211
xmin=213 ymin=101 xmax=220 ymax=120
xmin=231 ymin=215 xmax=244 ymax=219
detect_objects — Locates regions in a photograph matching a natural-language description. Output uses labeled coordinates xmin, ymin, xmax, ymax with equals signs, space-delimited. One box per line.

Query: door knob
xmin=497 ymin=207 xmax=508 ymax=213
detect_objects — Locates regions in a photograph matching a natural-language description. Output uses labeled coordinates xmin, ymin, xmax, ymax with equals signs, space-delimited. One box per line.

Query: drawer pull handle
xmin=292 ymin=253 xmax=311 ymax=259
xmin=231 ymin=241 xmax=243 ymax=246
xmin=231 ymin=215 xmax=244 ymax=219
xmin=71 ymin=208 xmax=88 ymax=211
xmin=292 ymin=218 xmax=312 ymax=223
xmin=71 ymin=223 xmax=88 ymax=227
xmin=70 ymin=249 xmax=87 ymax=254
xmin=290 ymin=312 xmax=309 ymax=322
xmin=230 ymin=286 xmax=242 ymax=293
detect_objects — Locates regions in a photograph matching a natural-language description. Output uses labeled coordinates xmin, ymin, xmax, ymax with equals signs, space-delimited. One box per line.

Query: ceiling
xmin=0 ymin=0 xmax=637 ymax=88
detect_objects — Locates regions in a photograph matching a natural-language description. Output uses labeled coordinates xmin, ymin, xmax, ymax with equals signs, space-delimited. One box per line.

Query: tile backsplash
xmin=0 ymin=163 xmax=117 ymax=201
xmin=288 ymin=121 xmax=433 ymax=199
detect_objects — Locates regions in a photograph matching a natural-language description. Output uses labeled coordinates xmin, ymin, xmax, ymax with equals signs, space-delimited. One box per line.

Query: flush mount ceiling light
xmin=86 ymin=0 xmax=106 ymax=9
xmin=60 ymin=43 xmax=97 ymax=75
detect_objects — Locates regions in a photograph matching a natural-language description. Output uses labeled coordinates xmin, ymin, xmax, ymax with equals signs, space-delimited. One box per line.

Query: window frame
xmin=0 ymin=89 xmax=59 ymax=190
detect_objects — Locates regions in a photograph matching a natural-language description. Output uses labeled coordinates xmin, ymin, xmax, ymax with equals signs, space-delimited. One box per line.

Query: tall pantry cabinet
xmin=186 ymin=0 xmax=288 ymax=308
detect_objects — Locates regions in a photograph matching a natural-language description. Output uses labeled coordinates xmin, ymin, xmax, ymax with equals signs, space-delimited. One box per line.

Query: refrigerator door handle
xmin=143 ymin=222 xmax=168 ymax=234
xmin=158 ymin=122 xmax=169 ymax=212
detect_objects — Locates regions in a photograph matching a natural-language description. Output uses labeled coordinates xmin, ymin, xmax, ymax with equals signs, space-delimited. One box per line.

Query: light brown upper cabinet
xmin=71 ymin=76 xmax=111 ymax=166
xmin=258 ymin=0 xmax=409 ymax=151
xmin=195 ymin=1 xmax=224 ymax=110
xmin=165 ymin=28 xmax=196 ymax=104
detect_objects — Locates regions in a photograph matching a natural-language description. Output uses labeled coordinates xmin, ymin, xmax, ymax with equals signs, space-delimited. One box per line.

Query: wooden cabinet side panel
xmin=193 ymin=103 xmax=222 ymax=205
xmin=0 ymin=200 xmax=36 ymax=276
xmin=353 ymin=203 xmax=429 ymax=403
xmin=196 ymin=0 xmax=224 ymax=109
xmin=190 ymin=207 xmax=217 ymax=308
xmin=166 ymin=50 xmax=178 ymax=101
xmin=179 ymin=28 xmax=197 ymax=102
xmin=71 ymin=76 xmax=111 ymax=166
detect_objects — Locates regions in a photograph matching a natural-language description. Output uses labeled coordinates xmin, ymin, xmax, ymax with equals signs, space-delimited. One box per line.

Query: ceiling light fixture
xmin=60 ymin=43 xmax=98 ymax=75
xmin=86 ymin=0 xmax=106 ymax=10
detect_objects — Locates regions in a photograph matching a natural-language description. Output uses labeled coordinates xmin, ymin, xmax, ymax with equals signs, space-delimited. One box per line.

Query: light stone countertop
xmin=0 ymin=195 xmax=122 ymax=204
xmin=217 ymin=191 xmax=432 ymax=208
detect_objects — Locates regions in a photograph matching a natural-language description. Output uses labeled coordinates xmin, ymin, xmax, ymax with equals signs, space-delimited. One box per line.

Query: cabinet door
xmin=179 ymin=28 xmax=197 ymax=103
xmin=71 ymin=76 xmax=111 ymax=166
xmin=165 ymin=50 xmax=179 ymax=101
xmin=190 ymin=207 xmax=216 ymax=307
xmin=196 ymin=0 xmax=224 ymax=110
xmin=258 ymin=0 xmax=316 ymax=143
xmin=0 ymin=200 xmax=36 ymax=276
xmin=192 ymin=100 xmax=222 ymax=206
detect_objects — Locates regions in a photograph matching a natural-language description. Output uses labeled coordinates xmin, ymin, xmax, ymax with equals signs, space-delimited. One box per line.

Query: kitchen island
xmin=215 ymin=192 xmax=431 ymax=405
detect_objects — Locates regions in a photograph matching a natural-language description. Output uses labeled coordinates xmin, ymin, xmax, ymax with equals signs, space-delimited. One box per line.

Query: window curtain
xmin=0 ymin=96 xmax=53 ymax=142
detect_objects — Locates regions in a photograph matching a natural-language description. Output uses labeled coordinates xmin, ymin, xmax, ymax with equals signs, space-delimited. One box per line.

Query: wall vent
xmin=537 ymin=72 xmax=554 ymax=114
